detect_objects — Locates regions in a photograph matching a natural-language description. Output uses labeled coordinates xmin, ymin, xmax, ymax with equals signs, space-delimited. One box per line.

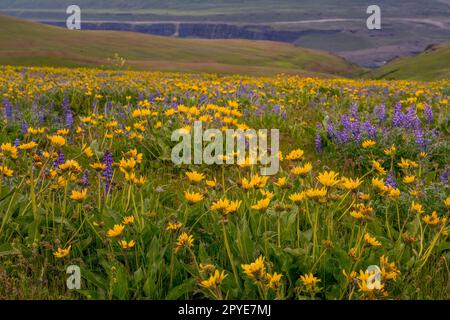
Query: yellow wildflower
xmin=184 ymin=191 xmax=204 ymax=204
xmin=211 ymin=198 xmax=241 ymax=215
xmin=200 ymin=270 xmax=227 ymax=289
xmin=70 ymin=189 xmax=87 ymax=202
xmin=107 ymin=224 xmax=125 ymax=237
xmin=119 ymin=240 xmax=135 ymax=250
xmin=122 ymin=216 xmax=134 ymax=225
xmin=299 ymin=273 xmax=320 ymax=286
xmin=18 ymin=141 xmax=38 ymax=150
xmin=305 ymin=187 xmax=327 ymax=199
xmin=274 ymin=177 xmax=287 ymax=187
xmin=364 ymin=232 xmax=381 ymax=247
xmin=251 ymin=197 xmax=271 ymax=211
xmin=372 ymin=160 xmax=387 ymax=175
xmin=175 ymin=232 xmax=194 ymax=253
xmin=423 ymin=211 xmax=440 ymax=225
xmin=166 ymin=221 xmax=182 ymax=231
xmin=47 ymin=135 xmax=66 ymax=147
xmin=362 ymin=139 xmax=376 ymax=148
xmin=285 ymin=149 xmax=304 ymax=161
xmin=0 ymin=165 xmax=13 ymax=177
xmin=403 ymin=175 xmax=415 ymax=184
xmin=317 ymin=170 xmax=340 ymax=187
xmin=266 ymin=272 xmax=283 ymax=289
xmin=341 ymin=177 xmax=363 ymax=190
xmin=241 ymin=256 xmax=266 ymax=279
xmin=411 ymin=201 xmax=425 ymax=214
xmin=289 ymin=192 xmax=305 ymax=203
xmin=1 ymin=143 xmax=18 ymax=159
xmin=53 ymin=245 xmax=71 ymax=258
xmin=291 ymin=162 xmax=312 ymax=175
xmin=185 ymin=170 xmax=205 ymax=182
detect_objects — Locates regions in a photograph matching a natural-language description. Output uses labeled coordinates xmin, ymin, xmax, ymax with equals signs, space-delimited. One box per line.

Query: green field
xmin=0 ymin=15 xmax=449 ymax=80
xmin=369 ymin=44 xmax=450 ymax=81
xmin=0 ymin=15 xmax=364 ymax=77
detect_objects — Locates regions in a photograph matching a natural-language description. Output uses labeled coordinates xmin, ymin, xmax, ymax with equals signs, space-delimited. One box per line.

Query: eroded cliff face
xmin=44 ymin=21 xmax=339 ymax=43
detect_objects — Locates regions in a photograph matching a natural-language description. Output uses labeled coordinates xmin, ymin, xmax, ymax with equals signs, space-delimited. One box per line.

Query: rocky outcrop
xmin=43 ymin=21 xmax=339 ymax=43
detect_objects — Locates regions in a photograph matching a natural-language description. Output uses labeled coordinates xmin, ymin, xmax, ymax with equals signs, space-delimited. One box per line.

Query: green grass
xmin=0 ymin=15 xmax=363 ymax=77
xmin=369 ymin=43 xmax=450 ymax=81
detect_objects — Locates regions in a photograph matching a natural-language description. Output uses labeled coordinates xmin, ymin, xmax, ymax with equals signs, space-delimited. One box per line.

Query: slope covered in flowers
xmin=0 ymin=66 xmax=449 ymax=299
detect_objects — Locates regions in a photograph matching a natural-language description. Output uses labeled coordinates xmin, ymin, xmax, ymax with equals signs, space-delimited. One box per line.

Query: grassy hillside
xmin=369 ymin=43 xmax=450 ymax=81
xmin=0 ymin=15 xmax=362 ymax=77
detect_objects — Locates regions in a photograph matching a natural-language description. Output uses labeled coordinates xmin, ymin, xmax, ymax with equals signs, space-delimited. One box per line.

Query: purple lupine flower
xmin=414 ymin=128 xmax=427 ymax=151
xmin=377 ymin=104 xmax=386 ymax=123
xmin=341 ymin=114 xmax=351 ymax=130
xmin=337 ymin=129 xmax=350 ymax=144
xmin=138 ymin=92 xmax=144 ymax=100
xmin=385 ymin=172 xmax=397 ymax=189
xmin=392 ymin=102 xmax=404 ymax=127
xmin=14 ymin=138 xmax=20 ymax=147
xmin=56 ymin=150 xmax=65 ymax=166
xmin=326 ymin=118 xmax=335 ymax=139
xmin=66 ymin=109 xmax=74 ymax=128
xmin=272 ymin=104 xmax=280 ymax=115
xmin=3 ymin=98 xmax=13 ymax=122
xmin=38 ymin=111 xmax=45 ymax=124
xmin=350 ymin=102 xmax=359 ymax=119
xmin=349 ymin=118 xmax=362 ymax=144
xmin=440 ymin=170 xmax=448 ymax=185
xmin=315 ymin=126 xmax=323 ymax=153
xmin=81 ymin=170 xmax=89 ymax=188
xmin=102 ymin=150 xmax=113 ymax=193
xmin=405 ymin=106 xmax=418 ymax=128
xmin=21 ymin=121 xmax=28 ymax=134
xmin=424 ymin=104 xmax=433 ymax=124
xmin=362 ymin=120 xmax=377 ymax=139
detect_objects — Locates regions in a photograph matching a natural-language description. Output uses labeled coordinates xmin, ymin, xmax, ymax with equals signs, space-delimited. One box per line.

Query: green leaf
xmin=165 ymin=278 xmax=196 ymax=300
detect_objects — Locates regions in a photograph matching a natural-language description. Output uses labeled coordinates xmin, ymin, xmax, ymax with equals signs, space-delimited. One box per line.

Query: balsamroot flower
xmin=211 ymin=198 xmax=241 ymax=215
xmin=299 ymin=273 xmax=321 ymax=287
xmin=175 ymin=232 xmax=194 ymax=253
xmin=53 ymin=245 xmax=71 ymax=258
xmin=241 ymin=256 xmax=266 ymax=279
xmin=70 ymin=189 xmax=87 ymax=202
xmin=317 ymin=170 xmax=340 ymax=188
xmin=184 ymin=191 xmax=204 ymax=203
xmin=107 ymin=224 xmax=125 ymax=237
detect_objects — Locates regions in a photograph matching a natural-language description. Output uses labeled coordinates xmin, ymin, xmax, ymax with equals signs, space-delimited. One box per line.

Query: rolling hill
xmin=369 ymin=43 xmax=450 ymax=80
xmin=0 ymin=15 xmax=363 ymax=77
xmin=2 ymin=1 xmax=450 ymax=68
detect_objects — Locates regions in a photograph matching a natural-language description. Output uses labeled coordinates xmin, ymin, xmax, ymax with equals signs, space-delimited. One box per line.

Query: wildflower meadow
xmin=0 ymin=66 xmax=448 ymax=300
